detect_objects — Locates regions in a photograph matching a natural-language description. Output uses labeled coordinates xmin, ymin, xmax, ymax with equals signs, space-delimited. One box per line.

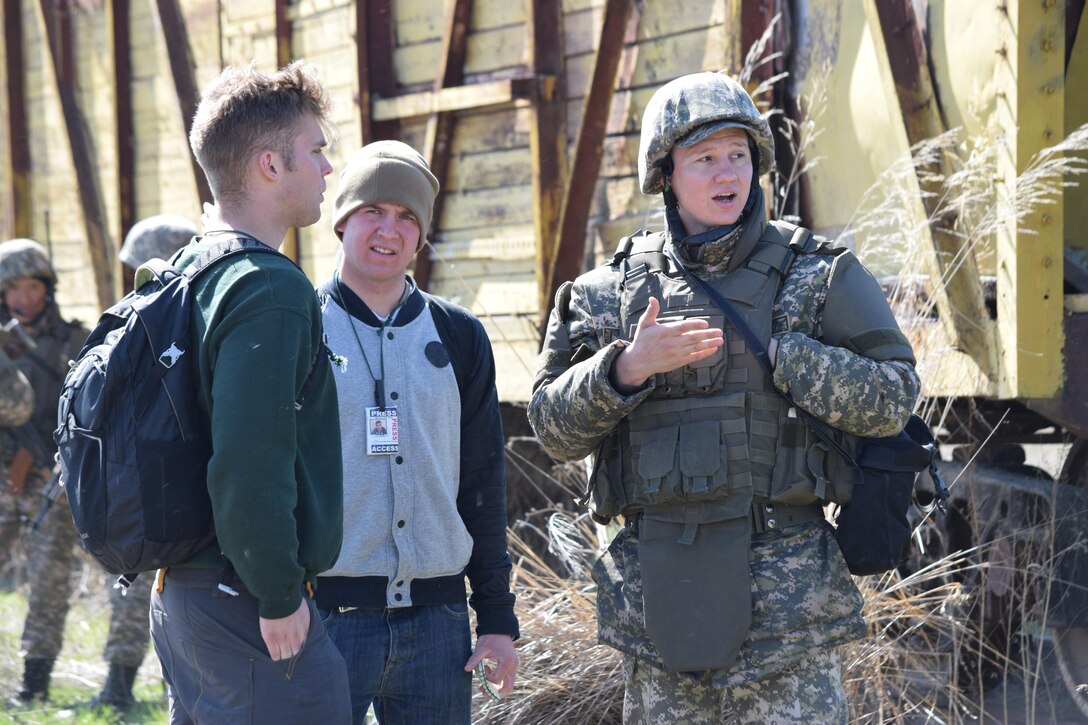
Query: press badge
xmin=366 ymin=407 xmax=399 ymax=455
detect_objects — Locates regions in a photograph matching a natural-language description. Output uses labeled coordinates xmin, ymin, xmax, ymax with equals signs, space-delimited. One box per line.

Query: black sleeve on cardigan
xmin=424 ymin=293 xmax=520 ymax=640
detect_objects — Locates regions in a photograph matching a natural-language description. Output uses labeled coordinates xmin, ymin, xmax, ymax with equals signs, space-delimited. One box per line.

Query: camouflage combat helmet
xmin=638 ymin=71 xmax=775 ymax=195
xmin=0 ymin=238 xmax=56 ymax=291
xmin=119 ymin=214 xmax=198 ymax=268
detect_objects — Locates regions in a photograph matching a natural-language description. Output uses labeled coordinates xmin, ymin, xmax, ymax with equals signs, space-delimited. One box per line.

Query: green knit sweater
xmin=173 ymin=238 xmax=344 ymax=619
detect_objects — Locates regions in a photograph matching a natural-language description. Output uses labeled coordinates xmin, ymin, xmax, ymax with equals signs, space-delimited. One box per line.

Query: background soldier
xmin=529 ymin=72 xmax=921 ymax=722
xmin=0 ymin=345 xmax=37 ymax=587
xmin=86 ymin=214 xmax=198 ymax=709
xmin=0 ymin=239 xmax=89 ymax=705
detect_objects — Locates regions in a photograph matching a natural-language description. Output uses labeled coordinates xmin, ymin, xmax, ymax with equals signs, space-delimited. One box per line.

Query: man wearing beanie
xmin=316 ymin=140 xmax=520 ymax=724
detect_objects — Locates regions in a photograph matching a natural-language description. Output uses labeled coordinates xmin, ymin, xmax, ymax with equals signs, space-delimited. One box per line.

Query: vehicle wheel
xmin=1054 ymin=438 xmax=1088 ymax=720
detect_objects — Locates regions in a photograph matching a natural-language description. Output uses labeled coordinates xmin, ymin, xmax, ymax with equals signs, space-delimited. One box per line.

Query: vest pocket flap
xmin=636 ymin=424 xmax=679 ymax=480
xmin=678 ymin=420 xmax=722 ymax=477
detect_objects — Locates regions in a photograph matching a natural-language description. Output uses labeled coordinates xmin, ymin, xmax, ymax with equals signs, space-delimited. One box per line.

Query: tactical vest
xmin=587 ymin=221 xmax=853 ymax=524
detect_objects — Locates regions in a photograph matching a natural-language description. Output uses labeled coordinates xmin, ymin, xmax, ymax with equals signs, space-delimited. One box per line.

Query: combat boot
xmin=88 ymin=662 xmax=138 ymax=710
xmin=15 ymin=657 xmax=53 ymax=703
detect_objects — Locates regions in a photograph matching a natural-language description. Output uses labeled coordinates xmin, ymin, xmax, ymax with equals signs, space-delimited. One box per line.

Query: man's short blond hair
xmin=189 ymin=60 xmax=333 ymax=205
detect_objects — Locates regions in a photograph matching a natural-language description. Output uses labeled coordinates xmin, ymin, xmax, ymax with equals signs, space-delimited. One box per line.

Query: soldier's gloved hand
xmin=613 ymin=296 xmax=723 ymax=389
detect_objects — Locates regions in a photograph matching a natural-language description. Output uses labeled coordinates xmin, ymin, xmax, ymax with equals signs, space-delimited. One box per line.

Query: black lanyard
xmin=331 ymin=272 xmax=412 ymax=411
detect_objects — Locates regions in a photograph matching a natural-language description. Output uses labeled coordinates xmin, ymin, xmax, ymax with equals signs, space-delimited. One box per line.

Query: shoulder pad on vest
xmin=553 ymin=280 xmax=575 ymax=325
xmin=611 ymin=229 xmax=668 ymax=276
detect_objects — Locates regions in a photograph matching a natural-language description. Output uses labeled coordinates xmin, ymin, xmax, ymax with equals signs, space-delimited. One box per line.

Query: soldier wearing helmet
xmin=84 ymin=214 xmax=196 ymax=710
xmin=119 ymin=214 xmax=197 ymax=270
xmin=0 ymin=238 xmax=90 ymax=705
xmin=529 ymin=71 xmax=920 ymax=721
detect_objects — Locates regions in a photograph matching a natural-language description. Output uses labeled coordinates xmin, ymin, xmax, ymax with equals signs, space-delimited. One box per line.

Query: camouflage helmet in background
xmin=0 ymin=238 xmax=56 ymax=292
xmin=638 ymin=71 xmax=775 ymax=195
xmin=119 ymin=214 xmax=198 ymax=268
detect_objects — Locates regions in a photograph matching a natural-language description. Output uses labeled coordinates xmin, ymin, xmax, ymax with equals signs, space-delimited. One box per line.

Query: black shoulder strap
xmin=184 ymin=237 xmax=282 ymax=281
xmin=138 ymin=237 xmax=281 ymax=289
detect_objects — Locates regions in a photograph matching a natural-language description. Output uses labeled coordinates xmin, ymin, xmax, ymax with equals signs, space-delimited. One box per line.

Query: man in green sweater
xmin=147 ymin=61 xmax=351 ymax=723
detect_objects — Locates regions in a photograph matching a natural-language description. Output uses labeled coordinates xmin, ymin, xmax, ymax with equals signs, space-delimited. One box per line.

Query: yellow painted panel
xmin=1065 ymin=8 xmax=1088 ymax=252
xmin=796 ymin=0 xmax=911 ymax=260
xmin=992 ymin=0 xmax=1064 ymax=398
xmin=928 ymin=0 xmax=1002 ymax=140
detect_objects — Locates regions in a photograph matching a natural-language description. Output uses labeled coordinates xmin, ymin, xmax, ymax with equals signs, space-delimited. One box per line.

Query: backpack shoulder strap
xmin=184 ymin=236 xmax=282 ymax=282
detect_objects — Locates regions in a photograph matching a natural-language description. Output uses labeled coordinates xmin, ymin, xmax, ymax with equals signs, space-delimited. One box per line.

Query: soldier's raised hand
xmin=612 ymin=296 xmax=724 ymax=389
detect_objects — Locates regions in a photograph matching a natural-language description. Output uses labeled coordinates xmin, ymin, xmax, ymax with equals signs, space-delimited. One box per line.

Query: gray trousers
xmin=150 ymin=567 xmax=351 ymax=724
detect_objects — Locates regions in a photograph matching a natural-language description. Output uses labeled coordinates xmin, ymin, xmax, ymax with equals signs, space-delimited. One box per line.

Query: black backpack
xmin=55 ymin=237 xmax=279 ymax=578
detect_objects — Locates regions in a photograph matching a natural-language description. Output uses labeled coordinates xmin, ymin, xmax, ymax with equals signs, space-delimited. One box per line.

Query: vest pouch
xmin=769 ymin=417 xmax=819 ymax=505
xmin=639 ymin=511 xmax=751 ymax=672
xmin=678 ymin=420 xmax=727 ymax=499
xmin=806 ymin=441 xmax=859 ymax=505
xmin=633 ymin=424 xmax=680 ymax=504
xmin=588 ymin=434 xmax=627 ymax=523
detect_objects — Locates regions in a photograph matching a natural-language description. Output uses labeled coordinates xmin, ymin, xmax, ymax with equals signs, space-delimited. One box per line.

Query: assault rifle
xmin=27 ymin=466 xmax=63 ymax=531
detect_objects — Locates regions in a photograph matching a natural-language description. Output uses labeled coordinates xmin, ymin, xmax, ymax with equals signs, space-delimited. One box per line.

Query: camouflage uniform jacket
xmin=0 ymin=346 xmax=33 ymax=429
xmin=2 ymin=302 xmax=86 ymax=471
xmin=528 ymin=215 xmax=920 ymax=684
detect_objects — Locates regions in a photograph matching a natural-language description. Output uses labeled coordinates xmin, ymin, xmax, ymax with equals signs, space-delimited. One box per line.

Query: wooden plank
xmin=439 ymin=182 xmax=534 ymax=232
xmin=448 ymin=107 xmax=530 ymax=153
xmin=111 ymin=0 xmax=136 ymax=292
xmin=38 ymin=0 xmax=116 ymax=309
xmin=994 ymin=0 xmax=1065 ymax=397
xmin=396 ymin=0 xmax=523 ymax=44
xmin=372 ymin=77 xmax=536 ymax=120
xmin=868 ymin=0 xmax=996 ymax=378
xmin=4 ymin=0 xmax=32 ymax=238
xmin=545 ymin=0 xmax=636 ymax=314
xmin=528 ymin=0 xmax=567 ymax=321
xmin=447 ymin=147 xmax=532 ymax=192
xmin=393 ymin=25 xmax=526 ymax=87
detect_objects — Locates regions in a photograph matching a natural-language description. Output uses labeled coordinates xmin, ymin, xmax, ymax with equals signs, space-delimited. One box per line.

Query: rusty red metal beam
xmin=274 ymin=0 xmax=300 ymax=263
xmin=3 ymin=0 xmax=31 ymax=238
xmin=111 ymin=0 xmax=136 ymax=292
xmin=38 ymin=0 xmax=115 ymax=308
xmin=872 ymin=0 xmax=993 ymax=376
xmin=415 ymin=0 xmax=473 ymax=292
xmin=357 ymin=0 xmax=398 ymax=146
xmin=156 ymin=0 xmax=213 ymax=206
xmin=275 ymin=0 xmax=291 ymax=66
xmin=528 ymin=0 xmax=566 ymax=320
xmin=545 ymin=0 xmax=634 ymax=321
xmin=872 ymin=0 xmax=946 ymax=144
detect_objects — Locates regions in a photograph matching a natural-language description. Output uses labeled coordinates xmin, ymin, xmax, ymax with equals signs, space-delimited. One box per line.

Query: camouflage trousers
xmin=622 ymin=648 xmax=848 ymax=724
xmin=15 ymin=470 xmax=151 ymax=666
xmin=0 ymin=469 xmax=49 ymax=586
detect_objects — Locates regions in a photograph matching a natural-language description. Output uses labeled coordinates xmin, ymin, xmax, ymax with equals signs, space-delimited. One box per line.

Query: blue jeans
xmin=320 ymin=602 xmax=473 ymax=725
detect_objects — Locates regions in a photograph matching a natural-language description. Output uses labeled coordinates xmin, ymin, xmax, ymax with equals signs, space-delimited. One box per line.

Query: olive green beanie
xmin=332 ymin=140 xmax=440 ymax=250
